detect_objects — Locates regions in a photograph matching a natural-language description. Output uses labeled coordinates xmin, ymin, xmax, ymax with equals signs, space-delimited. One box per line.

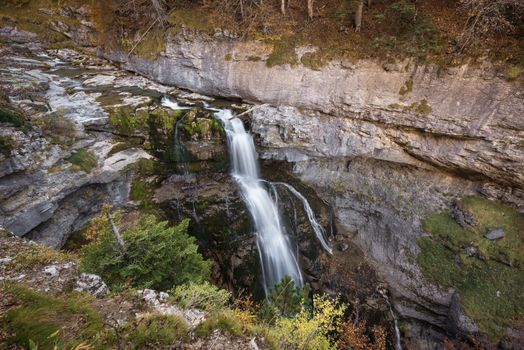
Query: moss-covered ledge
xmin=416 ymin=196 xmax=524 ymax=342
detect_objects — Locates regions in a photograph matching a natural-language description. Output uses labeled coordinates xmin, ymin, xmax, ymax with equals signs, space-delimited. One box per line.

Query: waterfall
xmin=272 ymin=182 xmax=333 ymax=254
xmin=379 ymin=289 xmax=403 ymax=350
xmin=216 ymin=109 xmax=303 ymax=294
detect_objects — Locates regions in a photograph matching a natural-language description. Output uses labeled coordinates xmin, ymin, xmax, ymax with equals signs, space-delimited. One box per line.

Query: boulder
xmin=74 ymin=273 xmax=108 ymax=298
xmin=485 ymin=228 xmax=505 ymax=240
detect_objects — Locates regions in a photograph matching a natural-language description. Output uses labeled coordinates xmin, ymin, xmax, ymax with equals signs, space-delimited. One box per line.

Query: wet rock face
xmin=154 ymin=172 xmax=259 ymax=294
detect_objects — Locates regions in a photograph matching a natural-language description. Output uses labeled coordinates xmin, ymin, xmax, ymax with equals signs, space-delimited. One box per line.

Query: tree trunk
xmin=307 ymin=0 xmax=314 ymax=20
xmin=281 ymin=0 xmax=286 ymax=16
xmin=108 ymin=212 xmax=126 ymax=253
xmin=367 ymin=0 xmax=371 ymax=7
xmin=355 ymin=0 xmax=363 ymax=32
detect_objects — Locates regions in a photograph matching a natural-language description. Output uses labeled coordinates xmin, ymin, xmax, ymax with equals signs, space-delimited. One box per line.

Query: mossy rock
xmin=417 ymin=196 xmax=524 ymax=341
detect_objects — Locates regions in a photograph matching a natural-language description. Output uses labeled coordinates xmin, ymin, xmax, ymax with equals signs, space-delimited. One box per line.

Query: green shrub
xmin=0 ymin=108 xmax=28 ymax=128
xmin=81 ymin=214 xmax=211 ymax=291
xmin=258 ymin=276 xmax=310 ymax=323
xmin=66 ymin=148 xmax=98 ymax=173
xmin=171 ymin=281 xmax=231 ymax=311
xmin=1 ymin=284 xmax=103 ymax=349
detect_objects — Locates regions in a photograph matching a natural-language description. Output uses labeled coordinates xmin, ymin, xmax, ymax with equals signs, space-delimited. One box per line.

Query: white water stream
xmin=216 ymin=109 xmax=304 ymax=294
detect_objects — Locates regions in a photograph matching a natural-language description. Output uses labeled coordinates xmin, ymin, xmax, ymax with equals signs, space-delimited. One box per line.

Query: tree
xmin=81 ymin=213 xmax=211 ymax=291
xmin=355 ymin=0 xmax=364 ymax=32
xmin=307 ymin=0 xmax=314 ymax=20
xmin=258 ymin=276 xmax=311 ymax=322
xmin=458 ymin=0 xmax=524 ymax=50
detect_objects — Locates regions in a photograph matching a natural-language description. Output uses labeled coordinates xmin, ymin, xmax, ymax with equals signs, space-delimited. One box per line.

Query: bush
xmin=338 ymin=319 xmax=387 ymax=350
xmin=66 ymin=148 xmax=98 ymax=173
xmin=81 ymin=213 xmax=211 ymax=291
xmin=273 ymin=294 xmax=347 ymax=350
xmin=171 ymin=281 xmax=231 ymax=311
xmin=0 ymin=108 xmax=28 ymax=129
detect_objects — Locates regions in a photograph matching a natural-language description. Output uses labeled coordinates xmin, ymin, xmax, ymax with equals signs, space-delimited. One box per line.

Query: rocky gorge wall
xmin=102 ymin=34 xmax=524 ymax=348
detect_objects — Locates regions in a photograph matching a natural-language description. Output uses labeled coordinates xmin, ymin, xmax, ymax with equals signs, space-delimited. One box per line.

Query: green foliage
xmin=168 ymin=8 xmax=214 ymax=35
xmin=115 ymin=313 xmax=189 ymax=349
xmin=171 ymin=281 xmax=231 ymax=311
xmin=66 ymin=148 xmax=97 ymax=173
xmin=258 ymin=276 xmax=311 ymax=322
xmin=0 ymin=135 xmax=17 ymax=157
xmin=134 ymin=28 xmax=166 ymax=60
xmin=379 ymin=0 xmax=441 ymax=60
xmin=418 ymin=196 xmax=524 ymax=340
xmin=423 ymin=196 xmax=524 ymax=267
xmin=108 ymin=142 xmax=134 ymax=156
xmin=1 ymin=283 xmax=103 ymax=349
xmin=0 ymin=107 xmax=29 ymax=129
xmin=81 ymin=214 xmax=211 ymax=291
xmin=128 ymin=158 xmax=163 ymax=209
xmin=408 ymin=99 xmax=432 ymax=115
xmin=399 ymin=79 xmax=413 ymax=96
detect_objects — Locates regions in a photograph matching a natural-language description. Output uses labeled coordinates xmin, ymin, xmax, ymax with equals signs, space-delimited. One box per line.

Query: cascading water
xmin=271 ymin=182 xmax=333 ymax=254
xmin=216 ymin=109 xmax=303 ymax=294
xmin=379 ymin=289 xmax=403 ymax=350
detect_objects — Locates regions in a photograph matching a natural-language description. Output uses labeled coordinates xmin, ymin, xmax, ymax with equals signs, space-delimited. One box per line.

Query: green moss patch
xmin=399 ymin=79 xmax=413 ymax=96
xmin=266 ymin=40 xmax=298 ymax=68
xmin=133 ymin=28 xmax=166 ymax=60
xmin=1 ymin=283 xmax=104 ymax=349
xmin=506 ymin=66 xmax=522 ymax=81
xmin=66 ymin=148 xmax=98 ymax=173
xmin=418 ymin=196 xmax=524 ymax=340
xmin=423 ymin=196 xmax=524 ymax=267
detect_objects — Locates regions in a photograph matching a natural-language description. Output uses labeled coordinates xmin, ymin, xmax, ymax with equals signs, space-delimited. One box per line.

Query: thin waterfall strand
xmin=215 ymin=109 xmax=303 ymax=295
xmin=273 ymin=182 xmax=333 ymax=254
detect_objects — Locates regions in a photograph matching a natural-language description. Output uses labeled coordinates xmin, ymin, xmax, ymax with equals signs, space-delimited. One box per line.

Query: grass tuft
xmin=1 ymin=283 xmax=103 ymax=349
xmin=66 ymin=148 xmax=98 ymax=173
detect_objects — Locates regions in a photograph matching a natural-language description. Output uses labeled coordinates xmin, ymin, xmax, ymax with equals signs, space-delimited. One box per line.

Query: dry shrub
xmin=337 ymin=319 xmax=387 ymax=350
